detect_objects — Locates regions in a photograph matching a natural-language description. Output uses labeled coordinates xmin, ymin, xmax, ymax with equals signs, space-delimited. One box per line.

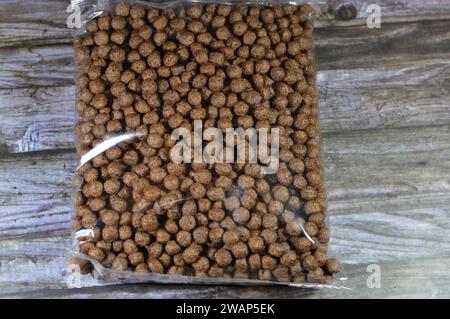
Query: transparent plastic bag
xmin=70 ymin=0 xmax=343 ymax=288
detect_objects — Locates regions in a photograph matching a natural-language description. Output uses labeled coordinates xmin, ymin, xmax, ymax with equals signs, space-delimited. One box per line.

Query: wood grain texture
xmin=3 ymin=19 xmax=450 ymax=89
xmin=2 ymin=57 xmax=450 ymax=153
xmin=1 ymin=0 xmax=450 ymax=299
xmin=1 ymin=2 xmax=449 ymax=154
xmin=0 ymin=86 xmax=76 ymax=153
xmin=315 ymin=19 xmax=450 ymax=70
xmin=2 ymin=234 xmax=450 ymax=298
xmin=2 ymin=0 xmax=450 ymax=49
xmin=1 ymin=125 xmax=449 ymax=295
xmin=0 ymin=45 xmax=74 ymax=89
xmin=0 ymin=233 xmax=70 ymax=295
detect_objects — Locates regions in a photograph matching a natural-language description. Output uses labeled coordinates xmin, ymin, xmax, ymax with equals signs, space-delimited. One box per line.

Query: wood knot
xmin=329 ymin=0 xmax=358 ymax=21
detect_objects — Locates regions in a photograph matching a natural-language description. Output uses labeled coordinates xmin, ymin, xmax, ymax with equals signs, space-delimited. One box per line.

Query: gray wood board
xmin=2 ymin=46 xmax=450 ymax=153
xmin=1 ymin=0 xmax=450 ymax=299
xmin=2 ymin=0 xmax=450 ymax=49
xmin=1 ymin=125 xmax=449 ymax=296
xmin=3 ymin=19 xmax=450 ymax=88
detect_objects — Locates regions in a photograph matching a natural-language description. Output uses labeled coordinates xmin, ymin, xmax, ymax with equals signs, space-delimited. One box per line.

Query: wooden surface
xmin=1 ymin=0 xmax=450 ymax=299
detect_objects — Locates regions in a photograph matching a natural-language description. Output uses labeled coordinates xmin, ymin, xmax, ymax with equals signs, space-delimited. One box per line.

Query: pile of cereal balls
xmin=73 ymin=2 xmax=340 ymax=284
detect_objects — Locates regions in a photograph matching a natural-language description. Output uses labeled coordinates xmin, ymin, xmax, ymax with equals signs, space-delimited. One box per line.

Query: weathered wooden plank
xmin=315 ymin=20 xmax=450 ymax=70
xmin=1 ymin=58 xmax=450 ymax=153
xmin=1 ymin=233 xmax=450 ymax=298
xmin=0 ymin=0 xmax=71 ymax=48
xmin=0 ymin=45 xmax=74 ymax=89
xmin=321 ymin=1 xmax=450 ymax=26
xmin=0 ymin=86 xmax=76 ymax=153
xmin=324 ymin=126 xmax=450 ymax=262
xmin=2 ymin=18 xmax=450 ymax=89
xmin=2 ymin=237 xmax=450 ymax=298
xmin=0 ymin=233 xmax=70 ymax=295
xmin=318 ymin=60 xmax=450 ymax=132
xmin=2 ymin=0 xmax=450 ymax=49
xmin=0 ymin=151 xmax=75 ymax=238
xmin=1 ymin=126 xmax=449 ymax=262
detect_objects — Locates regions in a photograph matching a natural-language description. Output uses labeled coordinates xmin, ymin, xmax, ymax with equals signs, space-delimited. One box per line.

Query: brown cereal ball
xmin=237 ymin=175 xmax=254 ymax=189
xmin=163 ymin=175 xmax=179 ymax=191
xmin=207 ymin=75 xmax=224 ymax=92
xmin=262 ymin=213 xmax=278 ymax=230
xmin=82 ymin=180 xmax=103 ymax=198
xmin=232 ymin=207 xmax=250 ymax=225
xmin=112 ymin=256 xmax=128 ymax=271
xmin=179 ymin=215 xmax=196 ymax=231
xmin=303 ymin=221 xmax=319 ymax=237
xmin=226 ymin=64 xmax=242 ymax=79
xmin=208 ymin=227 xmax=224 ymax=245
xmin=102 ymin=225 xmax=119 ymax=242
xmin=215 ymin=248 xmax=232 ymax=267
xmin=258 ymin=269 xmax=272 ymax=281
xmin=115 ymin=3 xmax=130 ymax=16
xmin=83 ymin=168 xmax=98 ymax=183
xmin=302 ymin=254 xmax=319 ymax=272
xmin=159 ymin=253 xmax=172 ymax=268
xmin=149 ymin=167 xmax=167 ymax=184
xmin=193 ymin=256 xmax=210 ymax=273
xmin=206 ymin=187 xmax=225 ymax=201
xmin=224 ymin=196 xmax=240 ymax=211
xmin=280 ymin=250 xmax=298 ymax=266
xmin=93 ymin=31 xmax=109 ymax=46
xmin=141 ymin=185 xmax=160 ymax=203
xmin=272 ymin=185 xmax=290 ymax=203
xmin=128 ymin=251 xmax=145 ymax=266
xmin=193 ymin=226 xmax=209 ymax=244
xmin=277 ymin=168 xmax=293 ymax=185
xmin=135 ymin=263 xmax=149 ymax=273
xmin=208 ymin=264 xmax=225 ymax=277
xmin=293 ymin=174 xmax=308 ymax=190
xmin=194 ymin=169 xmax=212 ymax=185
xmin=230 ymin=242 xmax=249 ymax=259
xmin=156 ymin=229 xmax=171 ymax=244
xmin=133 ymin=231 xmax=150 ymax=247
xmin=190 ymin=182 xmax=206 ymax=199
xmin=222 ymin=229 xmax=240 ymax=246
xmin=177 ymin=30 xmax=195 ymax=46
xmin=181 ymin=200 xmax=197 ymax=216
xmin=147 ymin=257 xmax=164 ymax=273
xmin=183 ymin=244 xmax=201 ymax=264
xmin=285 ymin=218 xmax=304 ymax=236
xmin=261 ymin=229 xmax=278 ymax=245
xmin=272 ymin=265 xmax=290 ymax=282
xmin=248 ymin=235 xmax=265 ymax=253
xmin=268 ymin=242 xmax=289 ymax=258
xmin=209 ymin=208 xmax=225 ymax=222
xmin=325 ymin=258 xmax=341 ymax=274
xmin=103 ymin=178 xmax=121 ymax=194
xmin=304 ymin=200 xmax=322 ymax=215
xmin=176 ymin=230 xmax=192 ymax=247
xmin=248 ymin=254 xmax=261 ymax=271
xmin=159 ymin=254 xmax=173 ymax=269
xmin=88 ymin=247 xmax=105 ymax=262
xmin=123 ymin=239 xmax=138 ymax=255
xmin=141 ymin=213 xmax=159 ymax=232
xmin=187 ymin=3 xmax=203 ymax=18
xmin=147 ymin=242 xmax=163 ymax=259
xmin=261 ymin=255 xmax=277 ymax=270
xmin=165 ymin=240 xmax=182 ymax=256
